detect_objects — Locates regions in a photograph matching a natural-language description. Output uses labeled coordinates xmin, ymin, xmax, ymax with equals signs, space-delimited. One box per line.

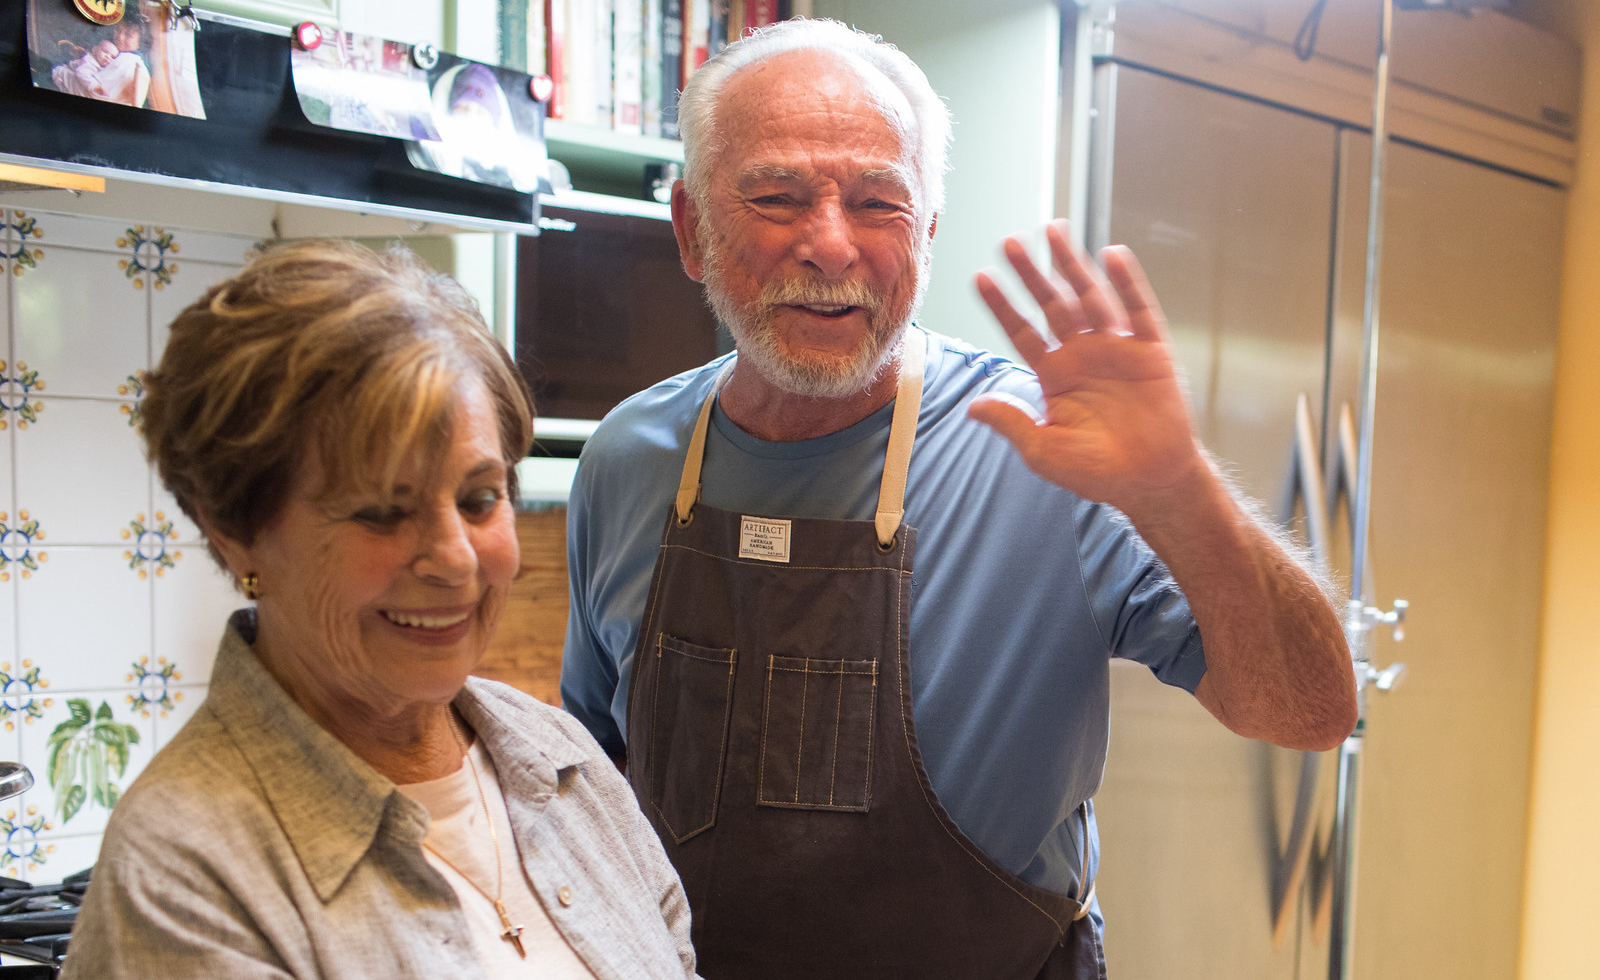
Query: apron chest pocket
xmin=758 ymin=655 xmax=878 ymax=812
xmin=647 ymin=634 xmax=738 ymax=844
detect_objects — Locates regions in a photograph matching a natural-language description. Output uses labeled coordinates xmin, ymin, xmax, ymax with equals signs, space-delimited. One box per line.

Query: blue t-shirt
xmin=561 ymin=328 xmax=1206 ymax=898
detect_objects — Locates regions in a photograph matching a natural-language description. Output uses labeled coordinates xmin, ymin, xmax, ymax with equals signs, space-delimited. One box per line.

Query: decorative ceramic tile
xmin=125 ymin=656 xmax=185 ymax=720
xmin=151 ymin=682 xmax=205 ymax=752
xmin=150 ymin=481 xmax=202 ymax=552
xmin=0 ymin=418 xmax=12 ymax=521
xmin=0 ymin=658 xmax=53 ymax=734
xmin=0 ymin=700 xmax=18 ymax=775
xmin=152 ymin=558 xmax=242 ymax=689
xmin=15 ymin=397 xmax=149 ymax=545
xmin=0 ymin=803 xmax=61 ymax=879
xmin=13 ymin=242 xmax=146 ymax=399
xmin=0 ymin=510 xmax=47 ymax=585
xmin=120 ymin=511 xmax=184 ymax=581
xmin=2 ymin=208 xmax=131 ymax=255
xmin=0 ymin=576 xmax=15 ymax=689
xmin=17 ymin=691 xmax=154 ymax=841
xmin=15 ymin=547 xmax=152 ymax=696
xmin=0 ymin=210 xmax=46 ymax=280
xmin=149 ymin=257 xmax=246 ymax=366
xmin=0 ymin=358 xmax=45 ymax=433
xmin=7 ymin=830 xmax=100 ymax=884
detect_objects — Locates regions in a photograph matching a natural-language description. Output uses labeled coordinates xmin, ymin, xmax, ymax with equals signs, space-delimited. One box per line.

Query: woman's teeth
xmin=382 ymin=610 xmax=471 ymax=629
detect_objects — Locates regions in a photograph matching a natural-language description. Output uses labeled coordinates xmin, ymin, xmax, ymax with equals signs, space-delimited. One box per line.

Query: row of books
xmin=500 ymin=1 xmax=793 ymax=140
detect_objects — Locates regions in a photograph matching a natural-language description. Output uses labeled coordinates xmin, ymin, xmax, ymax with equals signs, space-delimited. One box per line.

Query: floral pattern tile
xmin=0 ymin=359 xmax=46 ymax=433
xmin=0 ymin=208 xmax=283 ymax=879
xmin=152 ymin=559 xmax=239 ymax=689
xmin=0 ymin=510 xmax=47 ymax=583
xmin=149 ymin=257 xmax=248 ymax=362
xmin=0 ymin=577 xmax=15 ymax=685
xmin=16 ymin=547 xmax=152 ymax=695
xmin=125 ymin=656 xmax=183 ymax=718
xmin=0 ymin=805 xmax=59 ymax=878
xmin=0 ymin=211 xmax=45 ymax=279
xmin=121 ymin=512 xmax=183 ymax=580
xmin=0 ymin=659 xmax=52 ymax=733
xmin=13 ymin=245 xmax=145 ymax=399
xmin=18 ymin=693 xmax=153 ymax=841
xmin=15 ymin=398 xmax=149 ymax=545
xmin=6 ymin=829 xmax=100 ymax=882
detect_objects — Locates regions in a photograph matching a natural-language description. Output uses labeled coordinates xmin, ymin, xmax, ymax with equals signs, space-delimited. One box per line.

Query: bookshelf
xmin=545 ymin=120 xmax=684 ymax=200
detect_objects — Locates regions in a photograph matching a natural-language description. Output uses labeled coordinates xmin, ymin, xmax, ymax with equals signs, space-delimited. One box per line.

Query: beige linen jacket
xmin=60 ymin=610 xmax=697 ymax=980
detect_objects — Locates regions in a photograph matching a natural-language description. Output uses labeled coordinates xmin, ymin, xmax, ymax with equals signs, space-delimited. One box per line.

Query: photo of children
xmin=27 ymin=0 xmax=205 ymax=118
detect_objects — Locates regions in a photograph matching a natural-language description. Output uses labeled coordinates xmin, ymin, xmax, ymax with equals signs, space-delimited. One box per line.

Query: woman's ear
xmin=197 ymin=514 xmax=252 ymax=585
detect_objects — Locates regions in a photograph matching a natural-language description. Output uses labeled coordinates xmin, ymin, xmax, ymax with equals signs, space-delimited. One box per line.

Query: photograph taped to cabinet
xmin=405 ymin=55 xmax=552 ymax=195
xmin=26 ymin=0 xmax=205 ymax=119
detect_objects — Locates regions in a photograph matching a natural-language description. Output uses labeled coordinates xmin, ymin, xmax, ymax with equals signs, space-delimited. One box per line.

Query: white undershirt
xmin=398 ymin=740 xmax=598 ymax=980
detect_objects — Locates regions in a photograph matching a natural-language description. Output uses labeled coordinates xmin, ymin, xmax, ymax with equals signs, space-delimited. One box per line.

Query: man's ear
xmin=928 ymin=213 xmax=938 ymax=243
xmin=671 ymin=180 xmax=707 ymax=283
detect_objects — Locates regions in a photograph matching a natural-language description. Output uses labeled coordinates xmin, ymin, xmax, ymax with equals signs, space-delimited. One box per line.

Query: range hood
xmin=0 ymin=4 xmax=540 ymax=235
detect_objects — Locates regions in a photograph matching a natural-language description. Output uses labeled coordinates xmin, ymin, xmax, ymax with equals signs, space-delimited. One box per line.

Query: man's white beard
xmin=700 ymin=231 xmax=927 ymax=401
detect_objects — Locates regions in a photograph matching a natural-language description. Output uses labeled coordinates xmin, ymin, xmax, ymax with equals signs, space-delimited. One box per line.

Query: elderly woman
xmin=61 ymin=241 xmax=697 ymax=980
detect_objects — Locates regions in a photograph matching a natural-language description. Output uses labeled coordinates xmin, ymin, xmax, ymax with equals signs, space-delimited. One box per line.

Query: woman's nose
xmin=413 ymin=508 xmax=476 ymax=584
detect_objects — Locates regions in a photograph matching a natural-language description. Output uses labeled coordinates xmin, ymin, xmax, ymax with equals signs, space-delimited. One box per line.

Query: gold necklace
xmin=424 ymin=712 xmax=527 ymax=959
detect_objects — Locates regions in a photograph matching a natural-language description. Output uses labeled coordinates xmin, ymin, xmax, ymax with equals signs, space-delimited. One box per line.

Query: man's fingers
xmin=1101 ymin=245 xmax=1170 ymax=344
xmin=975 ymin=269 xmax=1051 ymax=367
xmin=1001 ymin=237 xmax=1088 ymax=339
xmin=967 ymin=392 xmax=1042 ymax=452
xmin=1045 ymin=221 xmax=1127 ymax=335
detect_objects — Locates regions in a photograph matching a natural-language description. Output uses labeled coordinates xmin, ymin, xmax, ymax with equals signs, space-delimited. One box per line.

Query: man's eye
xmin=459 ymin=487 xmax=505 ymax=519
xmin=352 ymin=506 xmax=408 ymax=528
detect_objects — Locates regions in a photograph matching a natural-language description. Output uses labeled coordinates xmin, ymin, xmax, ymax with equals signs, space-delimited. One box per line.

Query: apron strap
xmin=673 ymin=331 xmax=928 ymax=536
xmin=1071 ymin=799 xmax=1097 ymax=921
xmin=874 ymin=331 xmax=925 ymax=549
xmin=675 ymin=361 xmax=737 ymax=525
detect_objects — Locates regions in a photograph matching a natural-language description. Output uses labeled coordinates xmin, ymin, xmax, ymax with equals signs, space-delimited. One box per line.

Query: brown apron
xmin=625 ymin=337 xmax=1104 ymax=979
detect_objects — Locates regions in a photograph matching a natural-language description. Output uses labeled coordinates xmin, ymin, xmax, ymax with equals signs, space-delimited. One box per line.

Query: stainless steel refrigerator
xmin=1071 ymin=3 xmax=1572 ymax=979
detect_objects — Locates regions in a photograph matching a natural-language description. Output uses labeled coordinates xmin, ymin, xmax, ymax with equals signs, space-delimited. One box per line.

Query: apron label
xmin=739 ymin=516 xmax=793 ymax=563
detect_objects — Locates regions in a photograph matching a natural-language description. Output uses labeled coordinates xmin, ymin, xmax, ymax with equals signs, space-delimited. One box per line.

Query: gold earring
xmin=241 ymin=572 xmax=260 ymax=601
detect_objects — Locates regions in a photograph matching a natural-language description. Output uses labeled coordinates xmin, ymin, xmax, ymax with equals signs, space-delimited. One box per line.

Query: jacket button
xmin=558 ymin=885 xmax=574 ymax=907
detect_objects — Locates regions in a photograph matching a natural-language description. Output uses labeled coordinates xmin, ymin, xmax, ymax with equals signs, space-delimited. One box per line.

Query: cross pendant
xmin=494 ymin=900 xmax=527 ymax=959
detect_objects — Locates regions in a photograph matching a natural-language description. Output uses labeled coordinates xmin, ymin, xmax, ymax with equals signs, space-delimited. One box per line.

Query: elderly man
xmin=561 ymin=18 xmax=1357 ymax=979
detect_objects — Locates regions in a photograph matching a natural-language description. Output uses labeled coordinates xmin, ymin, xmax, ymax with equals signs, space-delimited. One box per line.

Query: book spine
xmin=687 ymin=0 xmax=710 ymax=77
xmin=743 ymin=0 xmax=778 ymax=36
xmin=564 ymin=0 xmax=597 ymax=126
xmin=546 ymin=0 xmax=567 ymax=119
xmin=525 ymin=0 xmax=548 ymax=75
xmin=614 ymin=0 xmax=644 ymax=134
xmin=708 ymin=0 xmax=729 ymax=58
xmin=595 ymin=0 xmax=615 ymax=129
xmin=642 ymin=0 xmax=662 ymax=137
xmin=661 ymin=0 xmax=683 ymax=139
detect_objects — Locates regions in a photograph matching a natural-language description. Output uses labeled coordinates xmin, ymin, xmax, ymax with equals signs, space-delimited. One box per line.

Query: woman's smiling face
xmin=230 ymin=382 xmax=519 ymax=722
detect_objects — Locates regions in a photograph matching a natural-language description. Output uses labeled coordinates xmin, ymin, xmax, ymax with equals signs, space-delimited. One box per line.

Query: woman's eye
xmin=352 ymin=506 xmax=408 ymax=528
xmin=459 ymin=487 xmax=504 ymax=519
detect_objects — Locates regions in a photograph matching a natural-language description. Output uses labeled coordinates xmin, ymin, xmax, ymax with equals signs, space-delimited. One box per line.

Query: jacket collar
xmin=206 ymin=610 xmax=588 ymax=903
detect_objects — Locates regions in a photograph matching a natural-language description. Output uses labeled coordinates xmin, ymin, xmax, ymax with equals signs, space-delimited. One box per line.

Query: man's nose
xmin=793 ymin=200 xmax=859 ymax=279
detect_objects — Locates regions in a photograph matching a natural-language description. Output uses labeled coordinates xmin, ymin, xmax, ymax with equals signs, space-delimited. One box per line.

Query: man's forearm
xmin=1130 ymin=449 xmax=1358 ymax=751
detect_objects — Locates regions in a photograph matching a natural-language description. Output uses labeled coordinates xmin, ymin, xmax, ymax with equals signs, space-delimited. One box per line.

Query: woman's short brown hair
xmin=142 ymin=239 xmax=534 ymax=566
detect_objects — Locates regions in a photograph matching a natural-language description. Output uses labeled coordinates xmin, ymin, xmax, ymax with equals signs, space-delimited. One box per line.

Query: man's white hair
xmin=676 ymin=18 xmax=952 ymax=219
